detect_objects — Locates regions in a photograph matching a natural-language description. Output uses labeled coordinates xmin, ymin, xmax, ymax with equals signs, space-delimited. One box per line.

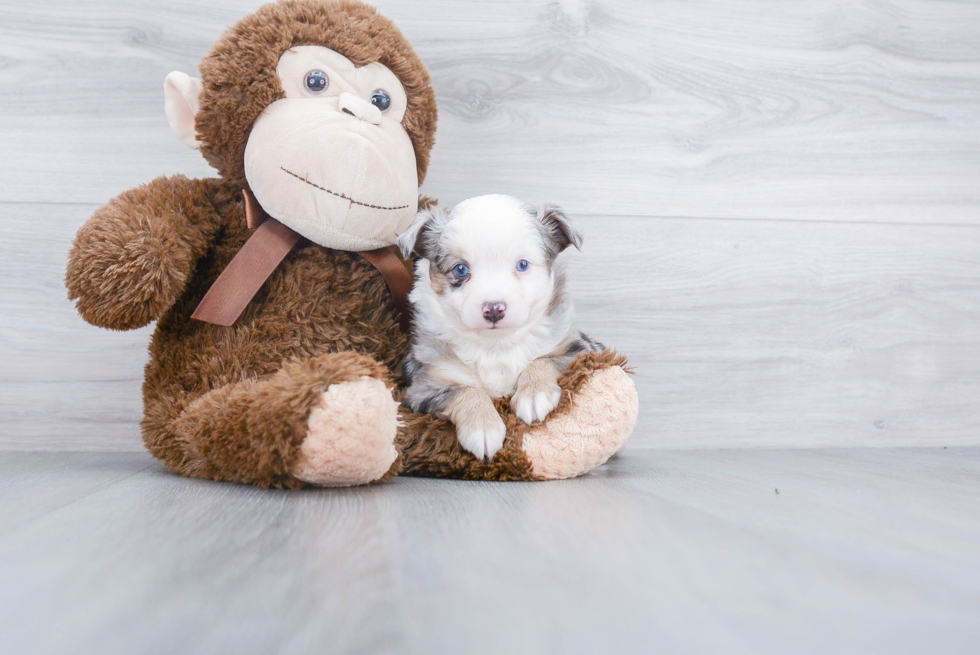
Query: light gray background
xmin=2 ymin=0 xmax=978 ymax=451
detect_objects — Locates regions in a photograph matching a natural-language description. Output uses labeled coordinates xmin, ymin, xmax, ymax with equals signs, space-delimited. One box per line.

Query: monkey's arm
xmin=396 ymin=349 xmax=637 ymax=481
xmin=66 ymin=175 xmax=227 ymax=330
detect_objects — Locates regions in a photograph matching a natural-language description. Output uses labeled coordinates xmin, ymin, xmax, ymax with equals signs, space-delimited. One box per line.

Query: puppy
xmin=397 ymin=194 xmax=602 ymax=461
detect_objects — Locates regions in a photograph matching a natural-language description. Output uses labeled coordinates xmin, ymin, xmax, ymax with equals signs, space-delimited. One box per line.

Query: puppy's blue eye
xmin=304 ymin=70 xmax=329 ymax=94
xmin=516 ymin=259 xmax=530 ymax=272
xmin=453 ymin=263 xmax=469 ymax=278
xmin=371 ymin=89 xmax=391 ymax=112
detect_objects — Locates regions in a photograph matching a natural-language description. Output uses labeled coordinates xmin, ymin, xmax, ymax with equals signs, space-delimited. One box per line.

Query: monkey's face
xmin=241 ymin=46 xmax=419 ymax=250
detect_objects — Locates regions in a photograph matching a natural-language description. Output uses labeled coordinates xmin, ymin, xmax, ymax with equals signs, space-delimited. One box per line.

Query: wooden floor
xmin=1 ymin=447 xmax=978 ymax=654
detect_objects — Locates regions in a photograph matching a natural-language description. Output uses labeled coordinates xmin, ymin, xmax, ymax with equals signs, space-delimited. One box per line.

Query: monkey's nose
xmin=482 ymin=302 xmax=507 ymax=325
xmin=338 ymin=92 xmax=382 ymax=125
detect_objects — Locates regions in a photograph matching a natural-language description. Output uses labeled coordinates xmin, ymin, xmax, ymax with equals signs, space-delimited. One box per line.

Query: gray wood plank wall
xmin=1 ymin=0 xmax=978 ymax=450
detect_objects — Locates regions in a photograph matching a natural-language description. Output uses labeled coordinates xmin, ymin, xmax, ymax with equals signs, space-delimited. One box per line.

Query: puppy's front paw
xmin=513 ymin=382 xmax=562 ymax=424
xmin=455 ymin=411 xmax=507 ymax=461
xmin=513 ymin=358 xmax=563 ymax=424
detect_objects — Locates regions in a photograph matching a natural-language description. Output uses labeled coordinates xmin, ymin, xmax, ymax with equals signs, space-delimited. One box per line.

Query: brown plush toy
xmin=65 ymin=0 xmax=638 ymax=488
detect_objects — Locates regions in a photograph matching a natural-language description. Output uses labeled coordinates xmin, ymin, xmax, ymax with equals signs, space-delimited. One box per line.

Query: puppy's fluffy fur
xmin=397 ymin=194 xmax=601 ymax=461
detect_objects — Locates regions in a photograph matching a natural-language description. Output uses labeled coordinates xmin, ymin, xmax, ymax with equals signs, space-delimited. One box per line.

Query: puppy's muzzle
xmin=482 ymin=301 xmax=506 ymax=325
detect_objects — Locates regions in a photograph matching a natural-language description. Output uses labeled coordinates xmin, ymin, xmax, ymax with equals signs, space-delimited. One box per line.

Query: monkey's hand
xmin=66 ymin=175 xmax=222 ymax=330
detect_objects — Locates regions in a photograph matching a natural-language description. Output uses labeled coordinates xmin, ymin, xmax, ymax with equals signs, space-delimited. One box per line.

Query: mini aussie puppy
xmin=397 ymin=194 xmax=601 ymax=461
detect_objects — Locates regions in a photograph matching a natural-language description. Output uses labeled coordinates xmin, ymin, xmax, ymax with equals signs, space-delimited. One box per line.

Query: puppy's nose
xmin=482 ymin=301 xmax=507 ymax=325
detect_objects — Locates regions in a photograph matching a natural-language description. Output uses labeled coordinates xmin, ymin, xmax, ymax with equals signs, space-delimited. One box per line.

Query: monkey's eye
xmin=304 ymin=70 xmax=329 ymax=95
xmin=516 ymin=259 xmax=530 ymax=272
xmin=370 ymin=89 xmax=391 ymax=112
xmin=452 ymin=263 xmax=470 ymax=279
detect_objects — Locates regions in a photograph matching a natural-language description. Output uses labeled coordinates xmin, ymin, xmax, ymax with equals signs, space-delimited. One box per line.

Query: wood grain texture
xmin=0 ymin=0 xmax=978 ymax=221
xmin=1 ymin=0 xmax=979 ymax=451
xmin=0 ymin=203 xmax=150 ymax=450
xmin=1 ymin=448 xmax=978 ymax=654
xmin=0 ymin=451 xmax=154 ymax=532
xmin=568 ymin=214 xmax=980 ymax=449
xmin=3 ymin=202 xmax=979 ymax=450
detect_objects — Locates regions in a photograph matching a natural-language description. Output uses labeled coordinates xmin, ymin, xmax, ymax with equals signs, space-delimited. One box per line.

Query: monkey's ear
xmin=164 ymin=71 xmax=203 ymax=149
xmin=397 ymin=206 xmax=446 ymax=260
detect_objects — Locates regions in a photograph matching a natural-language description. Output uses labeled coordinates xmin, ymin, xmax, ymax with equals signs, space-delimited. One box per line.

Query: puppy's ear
xmin=537 ymin=204 xmax=584 ymax=256
xmin=398 ymin=205 xmax=446 ymax=259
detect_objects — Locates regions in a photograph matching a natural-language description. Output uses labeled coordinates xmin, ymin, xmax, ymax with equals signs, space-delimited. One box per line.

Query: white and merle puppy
xmin=397 ymin=194 xmax=602 ymax=461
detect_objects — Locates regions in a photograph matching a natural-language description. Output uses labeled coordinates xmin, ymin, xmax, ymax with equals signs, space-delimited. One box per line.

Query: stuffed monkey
xmin=65 ymin=0 xmax=638 ymax=488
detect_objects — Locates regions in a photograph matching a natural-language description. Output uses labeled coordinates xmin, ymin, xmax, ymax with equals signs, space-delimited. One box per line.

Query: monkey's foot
xmin=522 ymin=366 xmax=638 ymax=480
xmin=291 ymin=377 xmax=400 ymax=486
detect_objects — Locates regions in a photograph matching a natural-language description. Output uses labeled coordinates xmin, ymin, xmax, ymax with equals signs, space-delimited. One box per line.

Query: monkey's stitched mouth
xmin=280 ymin=167 xmax=410 ymax=211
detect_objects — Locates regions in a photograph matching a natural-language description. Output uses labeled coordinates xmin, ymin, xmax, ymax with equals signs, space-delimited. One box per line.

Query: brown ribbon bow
xmin=191 ymin=190 xmax=413 ymax=332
